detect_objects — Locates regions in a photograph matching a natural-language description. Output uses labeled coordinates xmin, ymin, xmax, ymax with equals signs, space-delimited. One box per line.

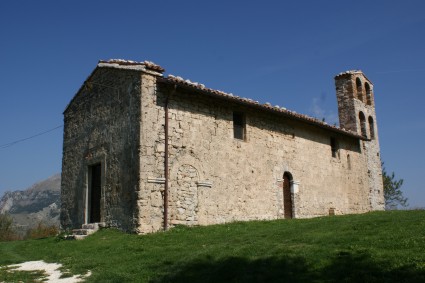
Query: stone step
xmin=72 ymin=229 xmax=91 ymax=235
xmin=73 ymin=235 xmax=87 ymax=240
xmin=82 ymin=223 xmax=99 ymax=230
xmin=62 ymin=234 xmax=88 ymax=240
xmin=69 ymin=222 xmax=105 ymax=240
xmin=82 ymin=222 xmax=106 ymax=230
xmin=72 ymin=228 xmax=96 ymax=236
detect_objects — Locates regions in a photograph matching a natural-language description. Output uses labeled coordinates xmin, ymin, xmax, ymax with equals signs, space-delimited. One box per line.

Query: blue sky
xmin=0 ymin=1 xmax=424 ymax=207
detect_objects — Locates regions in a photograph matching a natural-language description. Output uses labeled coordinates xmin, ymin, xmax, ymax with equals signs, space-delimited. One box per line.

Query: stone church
xmin=61 ymin=59 xmax=384 ymax=234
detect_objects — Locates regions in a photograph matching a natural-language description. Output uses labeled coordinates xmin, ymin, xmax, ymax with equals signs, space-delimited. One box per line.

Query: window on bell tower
xmin=368 ymin=116 xmax=375 ymax=139
xmin=365 ymin=82 xmax=372 ymax=106
xmin=356 ymin=77 xmax=363 ymax=102
xmin=359 ymin=111 xmax=367 ymax=137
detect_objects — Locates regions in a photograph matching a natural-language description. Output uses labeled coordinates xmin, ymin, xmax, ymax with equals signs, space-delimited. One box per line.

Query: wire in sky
xmin=0 ymin=125 xmax=63 ymax=149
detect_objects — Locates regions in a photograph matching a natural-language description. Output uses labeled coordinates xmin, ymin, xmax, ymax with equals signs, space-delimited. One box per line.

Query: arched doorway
xmin=283 ymin=172 xmax=293 ymax=219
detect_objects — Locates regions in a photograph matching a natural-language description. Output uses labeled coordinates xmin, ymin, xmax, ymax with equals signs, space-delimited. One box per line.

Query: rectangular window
xmin=330 ymin=137 xmax=338 ymax=158
xmin=347 ymin=154 xmax=351 ymax=170
xmin=233 ymin=112 xmax=246 ymax=140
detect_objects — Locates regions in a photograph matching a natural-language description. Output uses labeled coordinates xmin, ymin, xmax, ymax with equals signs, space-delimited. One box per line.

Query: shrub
xmin=25 ymin=222 xmax=59 ymax=240
xmin=0 ymin=213 xmax=20 ymax=241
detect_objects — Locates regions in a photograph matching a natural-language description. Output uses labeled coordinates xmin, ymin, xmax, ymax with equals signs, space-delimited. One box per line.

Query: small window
xmin=347 ymin=154 xmax=351 ymax=170
xmin=368 ymin=116 xmax=375 ymax=139
xmin=330 ymin=137 xmax=339 ymax=158
xmin=359 ymin=112 xmax=367 ymax=137
xmin=233 ymin=112 xmax=246 ymax=140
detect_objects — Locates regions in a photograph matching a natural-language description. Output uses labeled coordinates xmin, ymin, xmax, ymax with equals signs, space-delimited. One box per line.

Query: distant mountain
xmin=0 ymin=174 xmax=61 ymax=230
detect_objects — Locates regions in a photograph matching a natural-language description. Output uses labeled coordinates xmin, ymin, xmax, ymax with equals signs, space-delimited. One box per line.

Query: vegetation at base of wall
xmin=0 ymin=214 xmax=59 ymax=242
xmin=1 ymin=210 xmax=425 ymax=282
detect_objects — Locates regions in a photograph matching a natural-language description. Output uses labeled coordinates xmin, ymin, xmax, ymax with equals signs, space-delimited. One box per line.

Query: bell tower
xmin=335 ymin=70 xmax=385 ymax=210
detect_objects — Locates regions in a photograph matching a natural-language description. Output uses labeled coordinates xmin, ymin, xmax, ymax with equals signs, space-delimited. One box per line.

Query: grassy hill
xmin=1 ymin=210 xmax=425 ymax=282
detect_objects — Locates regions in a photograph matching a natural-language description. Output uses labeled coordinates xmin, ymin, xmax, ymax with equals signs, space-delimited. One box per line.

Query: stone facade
xmin=61 ymin=60 xmax=385 ymax=234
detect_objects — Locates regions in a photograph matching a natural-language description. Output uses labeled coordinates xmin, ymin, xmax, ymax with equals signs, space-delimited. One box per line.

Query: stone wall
xmin=136 ymin=74 xmax=375 ymax=233
xmin=61 ymin=67 xmax=142 ymax=231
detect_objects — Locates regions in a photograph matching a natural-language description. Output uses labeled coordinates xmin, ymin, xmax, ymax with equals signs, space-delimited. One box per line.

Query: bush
xmin=25 ymin=222 xmax=59 ymax=240
xmin=56 ymin=229 xmax=74 ymax=241
xmin=0 ymin=213 xmax=20 ymax=241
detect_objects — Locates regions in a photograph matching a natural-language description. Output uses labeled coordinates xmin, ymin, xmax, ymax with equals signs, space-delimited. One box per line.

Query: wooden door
xmin=283 ymin=173 xmax=293 ymax=219
xmin=90 ymin=163 xmax=101 ymax=223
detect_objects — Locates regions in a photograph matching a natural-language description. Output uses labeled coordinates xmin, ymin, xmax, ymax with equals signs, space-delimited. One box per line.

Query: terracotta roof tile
xmin=159 ymin=75 xmax=365 ymax=140
xmin=99 ymin=59 xmax=165 ymax=73
xmin=95 ymin=59 xmax=364 ymax=139
xmin=334 ymin=70 xmax=363 ymax=78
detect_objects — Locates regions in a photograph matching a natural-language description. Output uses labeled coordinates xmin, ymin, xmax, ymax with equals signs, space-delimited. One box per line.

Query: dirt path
xmin=5 ymin=261 xmax=91 ymax=282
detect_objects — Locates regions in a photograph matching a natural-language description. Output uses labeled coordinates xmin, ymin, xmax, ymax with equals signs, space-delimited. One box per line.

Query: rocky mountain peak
xmin=0 ymin=174 xmax=61 ymax=229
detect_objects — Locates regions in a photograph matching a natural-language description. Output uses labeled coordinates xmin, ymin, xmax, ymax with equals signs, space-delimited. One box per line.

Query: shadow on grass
xmin=323 ymin=251 xmax=425 ymax=283
xmin=153 ymin=255 xmax=312 ymax=283
xmin=154 ymin=252 xmax=425 ymax=283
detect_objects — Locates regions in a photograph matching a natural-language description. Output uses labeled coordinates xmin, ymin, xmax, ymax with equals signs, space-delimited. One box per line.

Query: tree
xmin=0 ymin=213 xmax=20 ymax=241
xmin=382 ymin=163 xmax=408 ymax=210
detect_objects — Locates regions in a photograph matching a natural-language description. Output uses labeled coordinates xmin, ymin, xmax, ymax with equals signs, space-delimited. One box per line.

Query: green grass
xmin=1 ymin=210 xmax=425 ymax=282
xmin=0 ymin=266 xmax=48 ymax=283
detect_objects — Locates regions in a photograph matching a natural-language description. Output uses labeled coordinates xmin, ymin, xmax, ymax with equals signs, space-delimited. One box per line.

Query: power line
xmin=0 ymin=125 xmax=63 ymax=149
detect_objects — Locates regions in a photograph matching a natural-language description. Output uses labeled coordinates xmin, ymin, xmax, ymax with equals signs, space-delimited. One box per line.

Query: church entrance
xmin=283 ymin=172 xmax=293 ymax=219
xmin=89 ymin=163 xmax=101 ymax=223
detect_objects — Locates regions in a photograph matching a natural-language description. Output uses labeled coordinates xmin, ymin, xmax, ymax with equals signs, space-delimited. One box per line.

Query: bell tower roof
xmin=335 ymin=70 xmax=373 ymax=85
